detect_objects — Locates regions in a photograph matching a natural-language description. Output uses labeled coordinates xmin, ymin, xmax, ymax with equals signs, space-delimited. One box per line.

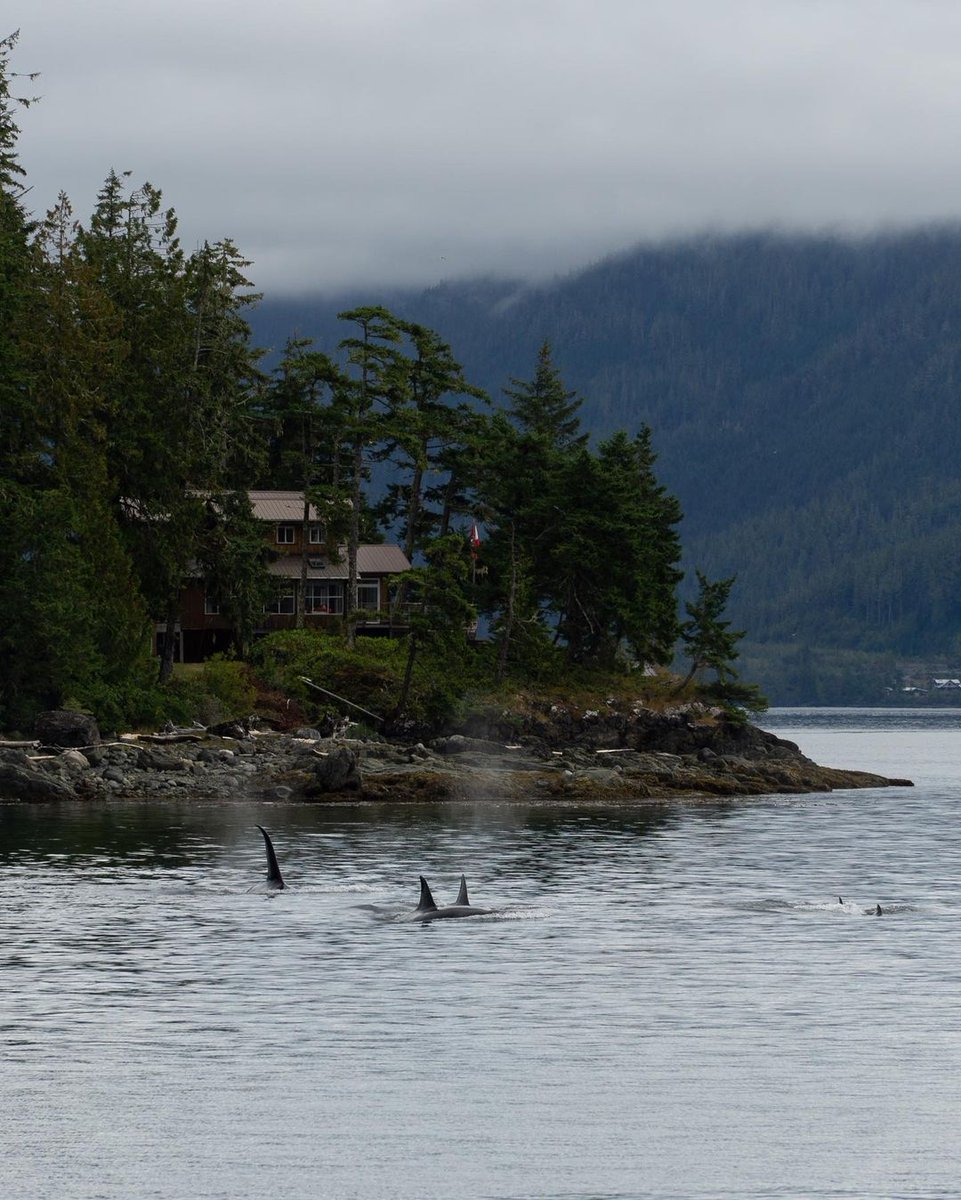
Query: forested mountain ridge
xmin=253 ymin=230 xmax=961 ymax=698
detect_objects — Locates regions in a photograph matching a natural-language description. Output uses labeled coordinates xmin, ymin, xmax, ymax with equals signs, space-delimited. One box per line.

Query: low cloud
xmin=17 ymin=0 xmax=961 ymax=293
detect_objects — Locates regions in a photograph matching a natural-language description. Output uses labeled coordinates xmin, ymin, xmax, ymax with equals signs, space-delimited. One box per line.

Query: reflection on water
xmin=2 ymin=712 xmax=960 ymax=1198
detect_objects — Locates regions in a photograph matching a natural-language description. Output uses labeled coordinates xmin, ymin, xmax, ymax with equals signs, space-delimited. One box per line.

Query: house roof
xmin=267 ymin=545 xmax=410 ymax=581
xmin=249 ymin=491 xmax=324 ymax=522
xmin=268 ymin=557 xmax=346 ymax=581
xmin=357 ymin=545 xmax=412 ymax=574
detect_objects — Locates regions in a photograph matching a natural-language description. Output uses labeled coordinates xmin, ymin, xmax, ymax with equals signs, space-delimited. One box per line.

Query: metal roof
xmin=249 ymin=491 xmax=324 ymax=522
xmin=268 ymin=557 xmax=347 ymax=581
xmin=358 ymin=545 xmax=411 ymax=573
xmin=267 ymin=546 xmax=410 ymax=580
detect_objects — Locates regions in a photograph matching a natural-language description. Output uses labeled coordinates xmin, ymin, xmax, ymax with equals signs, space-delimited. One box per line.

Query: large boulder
xmin=0 ymin=762 xmax=77 ymax=802
xmin=34 ymin=710 xmax=101 ymax=748
xmin=309 ymin=746 xmax=361 ymax=793
xmin=137 ymin=748 xmax=188 ymax=772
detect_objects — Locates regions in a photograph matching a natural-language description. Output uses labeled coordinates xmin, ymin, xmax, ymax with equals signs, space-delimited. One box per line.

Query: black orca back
xmin=256 ymin=825 xmax=285 ymax=889
xmin=416 ymin=876 xmax=438 ymax=913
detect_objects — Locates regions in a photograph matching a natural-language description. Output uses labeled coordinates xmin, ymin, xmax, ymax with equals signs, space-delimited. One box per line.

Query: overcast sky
xmin=14 ymin=1 xmax=961 ymax=295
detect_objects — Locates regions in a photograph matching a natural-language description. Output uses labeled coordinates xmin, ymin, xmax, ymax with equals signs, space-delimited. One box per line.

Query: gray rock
xmin=58 ymin=750 xmax=90 ymax=774
xmin=429 ymin=735 xmax=469 ymax=756
xmin=207 ymin=719 xmax=250 ymax=739
xmin=0 ymin=762 xmax=77 ymax=801
xmin=137 ymin=749 xmax=188 ymax=772
xmin=34 ymin=710 xmax=101 ymax=748
xmin=310 ymin=746 xmax=361 ymax=793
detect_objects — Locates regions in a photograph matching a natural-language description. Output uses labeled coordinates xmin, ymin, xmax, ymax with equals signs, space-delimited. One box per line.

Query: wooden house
xmin=158 ymin=490 xmax=412 ymax=663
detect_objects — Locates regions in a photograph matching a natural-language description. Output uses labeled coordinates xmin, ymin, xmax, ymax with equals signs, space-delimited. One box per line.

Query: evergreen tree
xmin=0 ymin=37 xmax=153 ymax=727
xmin=477 ymin=346 xmax=588 ymax=675
xmin=503 ymin=340 xmax=585 ymax=449
xmin=546 ymin=429 xmax=681 ymax=666
xmin=76 ymin=175 xmax=264 ymax=680
xmin=196 ymin=491 xmax=272 ymax=656
xmin=266 ymin=337 xmax=347 ymax=625
xmin=0 ymin=31 xmax=38 ymax=480
xmin=336 ymin=306 xmax=404 ymax=642
xmin=182 ymin=237 xmax=266 ymax=484
xmin=678 ymin=571 xmax=766 ymax=710
xmin=376 ymin=320 xmax=485 ymax=563
xmin=388 ymin=534 xmax=476 ymax=728
xmin=612 ymin=427 xmax=683 ymax=665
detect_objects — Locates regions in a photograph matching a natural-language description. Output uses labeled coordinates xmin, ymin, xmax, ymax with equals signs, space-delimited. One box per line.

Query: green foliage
xmin=549 ymin=428 xmax=682 ymax=666
xmin=388 ymin=534 xmax=478 ymax=724
xmin=503 ymin=339 xmax=585 ymax=450
xmin=679 ymin=571 xmax=767 ymax=712
xmin=74 ymin=172 xmax=265 ymax=681
xmin=196 ymin=491 xmax=272 ymax=654
xmin=486 ymin=612 xmax=565 ymax=684
xmin=250 ymin=628 xmax=404 ymax=717
xmin=474 ymin=346 xmax=683 ymax=677
xmin=0 ymin=484 xmax=153 ymax=730
xmin=66 ymin=673 xmax=174 ymax=734
xmin=248 ymin=625 xmax=481 ymax=734
xmin=202 ymin=655 xmax=257 ymax=718
xmin=373 ymin=320 xmax=486 ymax=561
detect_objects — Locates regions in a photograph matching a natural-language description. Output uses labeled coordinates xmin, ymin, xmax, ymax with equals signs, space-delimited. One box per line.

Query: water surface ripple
xmin=2 ymin=710 xmax=959 ymax=1198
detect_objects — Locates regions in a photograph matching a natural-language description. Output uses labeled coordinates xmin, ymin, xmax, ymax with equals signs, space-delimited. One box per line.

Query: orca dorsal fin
xmin=256 ymin=825 xmax=285 ymax=889
xmin=455 ymin=874 xmax=470 ymax=906
xmin=875 ymin=904 xmax=883 ymax=916
xmin=417 ymin=876 xmax=438 ymax=912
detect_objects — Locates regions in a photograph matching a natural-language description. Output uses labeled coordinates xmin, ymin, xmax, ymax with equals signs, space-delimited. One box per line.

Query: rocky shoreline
xmin=0 ymin=703 xmax=912 ymax=805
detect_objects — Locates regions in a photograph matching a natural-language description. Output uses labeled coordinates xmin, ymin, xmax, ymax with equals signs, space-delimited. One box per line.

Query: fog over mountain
xmin=21 ymin=2 xmax=961 ymax=292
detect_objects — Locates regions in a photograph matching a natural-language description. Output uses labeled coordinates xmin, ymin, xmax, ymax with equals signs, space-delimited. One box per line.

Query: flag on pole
xmin=469 ymin=521 xmax=481 ymax=560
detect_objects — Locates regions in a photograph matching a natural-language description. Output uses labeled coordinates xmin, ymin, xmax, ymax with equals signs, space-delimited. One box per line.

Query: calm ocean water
xmin=2 ymin=709 xmax=961 ymax=1199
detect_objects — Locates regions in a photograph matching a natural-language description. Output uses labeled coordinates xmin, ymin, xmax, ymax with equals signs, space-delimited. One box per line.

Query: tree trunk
xmin=391 ymin=634 xmax=419 ymax=726
xmin=495 ymin=524 xmax=519 ymax=685
xmin=391 ymin=458 xmax=424 ymax=620
xmin=297 ymin=494 xmax=309 ymax=629
xmin=347 ymin=437 xmax=362 ymax=648
xmin=438 ymin=472 xmax=457 ymax=537
xmin=158 ymin=595 xmax=180 ymax=683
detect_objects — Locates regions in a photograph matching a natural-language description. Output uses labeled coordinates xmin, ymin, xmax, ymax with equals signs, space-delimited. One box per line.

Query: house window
xmin=265 ymin=587 xmax=295 ymax=615
xmin=357 ymin=581 xmax=380 ymax=612
xmin=305 ymin=582 xmax=343 ymax=614
xmin=276 ymin=524 xmax=295 ymax=544
xmin=204 ymin=592 xmax=221 ymax=615
xmin=308 ymin=524 xmax=324 ymax=544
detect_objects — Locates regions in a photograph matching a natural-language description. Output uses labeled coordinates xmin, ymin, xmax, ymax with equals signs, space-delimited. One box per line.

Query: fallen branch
xmin=119 ymin=732 xmax=205 ymax=744
xmin=299 ymin=676 xmax=384 ymax=726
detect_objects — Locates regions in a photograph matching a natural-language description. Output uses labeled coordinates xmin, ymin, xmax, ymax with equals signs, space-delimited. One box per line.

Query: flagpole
xmin=469 ymin=520 xmax=480 ymax=586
